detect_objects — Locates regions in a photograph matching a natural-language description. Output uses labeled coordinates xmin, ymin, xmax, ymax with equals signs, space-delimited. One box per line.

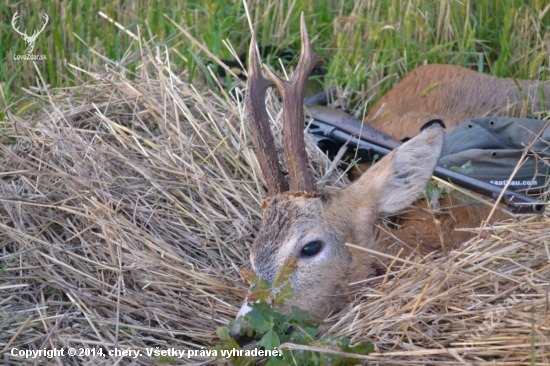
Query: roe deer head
xmin=238 ymin=14 xmax=445 ymax=320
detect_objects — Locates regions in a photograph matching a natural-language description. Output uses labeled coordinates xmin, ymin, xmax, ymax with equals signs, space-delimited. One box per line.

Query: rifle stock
xmin=305 ymin=104 xmax=546 ymax=215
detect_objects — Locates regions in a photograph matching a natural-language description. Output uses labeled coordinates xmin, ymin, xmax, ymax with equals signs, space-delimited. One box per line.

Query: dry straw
xmin=1 ymin=32 xmax=549 ymax=366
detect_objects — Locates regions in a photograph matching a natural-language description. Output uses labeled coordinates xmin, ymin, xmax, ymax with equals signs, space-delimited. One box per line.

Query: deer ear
xmin=347 ymin=121 xmax=444 ymax=214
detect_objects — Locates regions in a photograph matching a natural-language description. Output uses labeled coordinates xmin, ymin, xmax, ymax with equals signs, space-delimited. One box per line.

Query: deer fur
xmin=237 ymin=16 xmax=548 ymax=322
xmin=351 ymin=64 xmax=550 ymax=249
xmin=367 ymin=64 xmax=549 ymax=138
xmin=245 ymin=121 xmax=445 ymax=319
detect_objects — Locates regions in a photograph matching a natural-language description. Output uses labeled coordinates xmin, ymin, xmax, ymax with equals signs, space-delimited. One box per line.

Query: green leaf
xmin=266 ymin=350 xmax=295 ymax=366
xmin=287 ymin=306 xmax=320 ymax=323
xmin=239 ymin=267 xmax=272 ymax=303
xmin=216 ymin=325 xmax=230 ymax=341
xmin=258 ymin=329 xmax=280 ymax=350
xmin=450 ymin=160 xmax=474 ymax=175
xmin=289 ymin=323 xmax=318 ymax=344
xmin=219 ymin=263 xmax=372 ymax=366
xmin=340 ymin=339 xmax=374 ymax=355
xmin=245 ymin=305 xmax=274 ymax=334
xmin=272 ymin=257 xmax=298 ymax=289
xmin=424 ymin=180 xmax=443 ymax=202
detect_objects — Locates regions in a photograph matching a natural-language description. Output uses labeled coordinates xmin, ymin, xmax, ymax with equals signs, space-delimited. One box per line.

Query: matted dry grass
xmin=1 ymin=42 xmax=550 ymax=366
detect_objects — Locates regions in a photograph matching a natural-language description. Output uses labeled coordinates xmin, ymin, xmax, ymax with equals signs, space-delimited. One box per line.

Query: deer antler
xmin=11 ymin=11 xmax=27 ymax=38
xmin=245 ymin=34 xmax=289 ymax=196
xmin=263 ymin=13 xmax=323 ymax=193
xmin=32 ymin=13 xmax=49 ymax=38
xmin=246 ymin=13 xmax=323 ymax=196
xmin=11 ymin=11 xmax=48 ymax=41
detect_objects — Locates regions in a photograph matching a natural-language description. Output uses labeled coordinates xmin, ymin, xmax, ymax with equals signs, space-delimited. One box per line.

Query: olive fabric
xmin=439 ymin=117 xmax=549 ymax=191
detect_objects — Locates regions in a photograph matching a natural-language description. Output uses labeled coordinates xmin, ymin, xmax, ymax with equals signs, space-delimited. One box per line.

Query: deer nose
xmin=230 ymin=301 xmax=296 ymax=347
xmin=230 ymin=332 xmax=258 ymax=347
xmin=236 ymin=301 xmax=253 ymax=318
xmin=230 ymin=302 xmax=257 ymax=346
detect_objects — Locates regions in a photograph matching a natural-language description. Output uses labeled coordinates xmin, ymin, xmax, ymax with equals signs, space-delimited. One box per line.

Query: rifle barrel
xmin=305 ymin=105 xmax=546 ymax=215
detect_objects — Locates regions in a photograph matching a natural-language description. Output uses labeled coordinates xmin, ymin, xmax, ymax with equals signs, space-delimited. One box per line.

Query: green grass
xmin=1 ymin=0 xmax=549 ymax=113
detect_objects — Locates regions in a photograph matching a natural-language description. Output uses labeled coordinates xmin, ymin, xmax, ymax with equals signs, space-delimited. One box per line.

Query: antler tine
xmin=36 ymin=14 xmax=48 ymax=36
xmin=263 ymin=13 xmax=324 ymax=193
xmin=28 ymin=13 xmax=48 ymax=38
xmin=245 ymin=34 xmax=289 ymax=196
xmin=11 ymin=11 xmax=27 ymax=37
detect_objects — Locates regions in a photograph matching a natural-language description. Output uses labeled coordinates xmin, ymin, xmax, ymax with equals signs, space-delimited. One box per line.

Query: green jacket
xmin=440 ymin=117 xmax=549 ymax=191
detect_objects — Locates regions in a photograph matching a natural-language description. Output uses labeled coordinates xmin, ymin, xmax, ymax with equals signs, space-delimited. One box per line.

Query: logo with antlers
xmin=11 ymin=11 xmax=49 ymax=55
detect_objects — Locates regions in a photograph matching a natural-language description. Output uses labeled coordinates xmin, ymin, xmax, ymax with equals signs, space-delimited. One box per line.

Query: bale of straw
xmin=1 ymin=51 xmax=548 ymax=365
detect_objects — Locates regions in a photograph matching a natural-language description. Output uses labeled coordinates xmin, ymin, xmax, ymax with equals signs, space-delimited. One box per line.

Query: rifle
xmin=304 ymin=93 xmax=546 ymax=215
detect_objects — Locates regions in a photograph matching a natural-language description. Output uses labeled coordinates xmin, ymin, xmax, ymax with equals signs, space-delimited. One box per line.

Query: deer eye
xmin=301 ymin=241 xmax=322 ymax=257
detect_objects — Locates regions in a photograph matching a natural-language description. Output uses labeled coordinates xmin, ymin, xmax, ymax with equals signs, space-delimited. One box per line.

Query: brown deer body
xmin=367 ymin=63 xmax=549 ymax=139
xmin=352 ymin=65 xmax=550 ymax=249
xmin=237 ymin=15 xmax=548 ymax=321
